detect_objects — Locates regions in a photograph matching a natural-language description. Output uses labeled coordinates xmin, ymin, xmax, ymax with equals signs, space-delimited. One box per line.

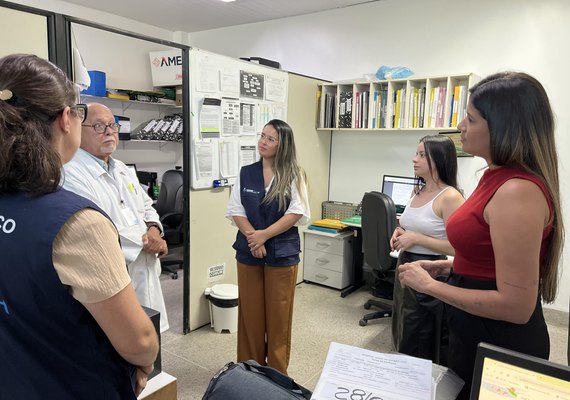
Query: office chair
xmin=359 ymin=191 xmax=398 ymax=326
xmin=154 ymin=169 xmax=184 ymax=279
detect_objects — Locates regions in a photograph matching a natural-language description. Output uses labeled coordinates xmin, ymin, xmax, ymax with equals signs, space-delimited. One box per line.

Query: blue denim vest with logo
xmin=233 ymin=161 xmax=300 ymax=266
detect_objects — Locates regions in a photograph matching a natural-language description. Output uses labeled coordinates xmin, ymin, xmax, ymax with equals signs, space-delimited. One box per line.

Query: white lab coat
xmin=63 ymin=149 xmax=169 ymax=332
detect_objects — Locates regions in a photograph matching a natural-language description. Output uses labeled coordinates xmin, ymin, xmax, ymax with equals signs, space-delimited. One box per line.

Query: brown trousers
xmin=236 ymin=262 xmax=298 ymax=375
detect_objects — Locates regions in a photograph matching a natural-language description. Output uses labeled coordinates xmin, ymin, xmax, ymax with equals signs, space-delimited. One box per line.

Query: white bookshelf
xmin=317 ymin=73 xmax=479 ymax=132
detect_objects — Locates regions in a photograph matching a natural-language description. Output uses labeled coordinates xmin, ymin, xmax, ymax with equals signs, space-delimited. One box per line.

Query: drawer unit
xmin=303 ymin=230 xmax=353 ymax=290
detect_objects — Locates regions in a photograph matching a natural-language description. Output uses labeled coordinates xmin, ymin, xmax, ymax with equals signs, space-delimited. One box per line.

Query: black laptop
xmin=470 ymin=342 xmax=570 ymax=399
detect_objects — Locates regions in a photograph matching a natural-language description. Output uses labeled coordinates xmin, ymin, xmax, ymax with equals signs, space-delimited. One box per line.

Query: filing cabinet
xmin=303 ymin=230 xmax=353 ymax=290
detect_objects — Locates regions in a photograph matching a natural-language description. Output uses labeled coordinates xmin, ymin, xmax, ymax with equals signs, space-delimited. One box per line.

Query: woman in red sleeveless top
xmin=398 ymin=72 xmax=564 ymax=400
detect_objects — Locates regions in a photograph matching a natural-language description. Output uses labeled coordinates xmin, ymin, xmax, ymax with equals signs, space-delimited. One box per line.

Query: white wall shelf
xmin=317 ymin=73 xmax=479 ymax=131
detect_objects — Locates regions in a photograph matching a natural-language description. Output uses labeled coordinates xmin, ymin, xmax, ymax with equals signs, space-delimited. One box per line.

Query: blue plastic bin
xmin=81 ymin=70 xmax=106 ymax=96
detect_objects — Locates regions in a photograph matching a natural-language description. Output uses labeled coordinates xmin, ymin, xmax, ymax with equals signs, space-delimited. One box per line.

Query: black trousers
xmin=391 ymin=251 xmax=448 ymax=364
xmin=446 ymin=273 xmax=549 ymax=400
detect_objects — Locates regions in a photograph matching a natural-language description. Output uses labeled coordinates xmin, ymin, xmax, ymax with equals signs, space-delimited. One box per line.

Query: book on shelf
xmin=338 ymin=90 xmax=353 ymax=128
xmin=316 ymin=87 xmax=323 ymax=128
xmin=418 ymin=86 xmax=426 ymax=128
xmin=436 ymin=86 xmax=447 ymax=128
xmin=409 ymin=87 xmax=420 ymax=128
xmin=394 ymin=88 xmax=406 ymax=128
xmin=456 ymin=85 xmax=468 ymax=124
xmin=361 ymin=91 xmax=369 ymax=128
xmin=323 ymin=92 xmax=336 ymax=128
xmin=380 ymin=88 xmax=388 ymax=128
xmin=450 ymin=85 xmax=460 ymax=127
xmin=371 ymin=90 xmax=379 ymax=128
xmin=393 ymin=89 xmax=400 ymax=128
xmin=354 ymin=91 xmax=361 ymax=128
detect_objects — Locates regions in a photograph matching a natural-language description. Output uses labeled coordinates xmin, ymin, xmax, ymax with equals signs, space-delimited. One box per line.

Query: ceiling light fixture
xmin=220 ymin=0 xmax=236 ymax=2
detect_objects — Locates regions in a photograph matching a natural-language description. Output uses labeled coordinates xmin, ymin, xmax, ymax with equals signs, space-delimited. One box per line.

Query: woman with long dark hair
xmin=391 ymin=134 xmax=464 ymax=364
xmin=399 ymin=72 xmax=564 ymax=399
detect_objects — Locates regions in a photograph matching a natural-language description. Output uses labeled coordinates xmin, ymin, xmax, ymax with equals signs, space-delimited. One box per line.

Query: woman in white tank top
xmin=390 ymin=135 xmax=464 ymax=365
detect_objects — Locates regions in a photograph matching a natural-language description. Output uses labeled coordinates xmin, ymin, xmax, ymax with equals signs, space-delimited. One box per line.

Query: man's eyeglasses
xmin=70 ymin=104 xmax=88 ymax=123
xmin=82 ymin=122 xmax=121 ymax=134
xmin=258 ymin=133 xmax=279 ymax=145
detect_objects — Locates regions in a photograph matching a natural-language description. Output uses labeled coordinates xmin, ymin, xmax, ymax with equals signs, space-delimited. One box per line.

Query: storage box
xmin=321 ymin=201 xmax=359 ymax=220
xmin=81 ymin=70 xmax=106 ymax=96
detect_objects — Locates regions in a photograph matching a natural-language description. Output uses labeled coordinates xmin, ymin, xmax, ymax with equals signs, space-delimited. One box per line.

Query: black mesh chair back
xmin=154 ymin=170 xmax=184 ymax=278
xmin=155 ymin=170 xmax=184 ymax=245
xmin=359 ymin=191 xmax=398 ymax=326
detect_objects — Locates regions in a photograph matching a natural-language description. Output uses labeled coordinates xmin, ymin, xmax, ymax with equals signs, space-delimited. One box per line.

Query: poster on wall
xmin=221 ymin=97 xmax=240 ymax=136
xmin=240 ymin=70 xmax=264 ymax=99
xmin=265 ymin=76 xmax=287 ymax=103
xmin=240 ymin=102 xmax=257 ymax=135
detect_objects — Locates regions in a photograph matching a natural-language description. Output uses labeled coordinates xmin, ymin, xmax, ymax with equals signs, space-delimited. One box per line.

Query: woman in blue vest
xmin=0 ymin=54 xmax=158 ymax=399
xmin=227 ymin=119 xmax=310 ymax=374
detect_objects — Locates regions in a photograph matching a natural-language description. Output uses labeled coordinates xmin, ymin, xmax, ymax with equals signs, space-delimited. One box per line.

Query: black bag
xmin=202 ymin=360 xmax=312 ymax=400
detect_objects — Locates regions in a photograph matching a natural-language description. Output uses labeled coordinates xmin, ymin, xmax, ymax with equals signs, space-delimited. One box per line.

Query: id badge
xmin=121 ymin=206 xmax=138 ymax=227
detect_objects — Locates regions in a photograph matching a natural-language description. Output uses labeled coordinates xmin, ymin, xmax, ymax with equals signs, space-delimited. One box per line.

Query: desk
xmin=340 ymin=218 xmax=365 ymax=298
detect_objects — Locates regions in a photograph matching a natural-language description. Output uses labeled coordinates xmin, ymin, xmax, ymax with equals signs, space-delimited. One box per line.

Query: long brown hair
xmin=262 ymin=119 xmax=307 ymax=211
xmin=469 ymin=72 xmax=564 ymax=303
xmin=0 ymin=54 xmax=77 ymax=196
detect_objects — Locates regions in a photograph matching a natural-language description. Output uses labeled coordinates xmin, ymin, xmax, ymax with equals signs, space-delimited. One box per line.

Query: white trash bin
xmin=204 ymin=284 xmax=238 ymax=333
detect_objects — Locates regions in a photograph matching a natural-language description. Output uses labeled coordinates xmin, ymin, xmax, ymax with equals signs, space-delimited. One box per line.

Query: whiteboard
xmin=189 ymin=48 xmax=288 ymax=189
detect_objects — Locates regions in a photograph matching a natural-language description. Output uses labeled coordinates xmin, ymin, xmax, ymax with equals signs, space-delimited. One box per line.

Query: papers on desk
xmin=311 ymin=342 xmax=464 ymax=400
xmin=311 ymin=342 xmax=432 ymax=400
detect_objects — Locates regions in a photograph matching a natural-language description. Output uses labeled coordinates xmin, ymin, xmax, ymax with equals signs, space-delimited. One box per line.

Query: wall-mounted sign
xmin=149 ymin=50 xmax=183 ymax=87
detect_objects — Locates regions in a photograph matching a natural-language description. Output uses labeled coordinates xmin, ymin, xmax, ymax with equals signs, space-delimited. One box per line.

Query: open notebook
xmin=470 ymin=342 xmax=570 ymax=399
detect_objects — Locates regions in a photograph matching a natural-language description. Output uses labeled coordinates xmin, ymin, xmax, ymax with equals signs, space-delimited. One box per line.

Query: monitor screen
xmin=381 ymin=175 xmax=416 ymax=215
xmin=470 ymin=342 xmax=570 ymax=400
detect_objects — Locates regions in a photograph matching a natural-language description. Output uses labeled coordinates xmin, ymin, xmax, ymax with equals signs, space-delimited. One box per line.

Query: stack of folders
xmin=308 ymin=219 xmax=349 ymax=234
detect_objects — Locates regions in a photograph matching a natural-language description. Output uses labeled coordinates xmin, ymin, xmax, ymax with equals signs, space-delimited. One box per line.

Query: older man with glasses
xmin=63 ymin=102 xmax=169 ymax=332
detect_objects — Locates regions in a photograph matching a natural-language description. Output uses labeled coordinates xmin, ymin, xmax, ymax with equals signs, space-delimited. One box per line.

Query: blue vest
xmin=233 ymin=161 xmax=300 ymax=266
xmin=0 ymin=189 xmax=136 ymax=399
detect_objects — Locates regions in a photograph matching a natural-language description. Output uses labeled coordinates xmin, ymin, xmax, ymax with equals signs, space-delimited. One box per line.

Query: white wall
xmin=189 ymin=0 xmax=570 ymax=312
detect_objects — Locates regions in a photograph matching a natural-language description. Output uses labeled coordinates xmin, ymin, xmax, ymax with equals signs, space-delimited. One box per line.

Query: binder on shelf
xmin=338 ymin=90 xmax=353 ymax=128
xmin=354 ymin=91 xmax=361 ymax=128
xmin=361 ymin=91 xmax=369 ymax=129
xmin=380 ymin=88 xmax=388 ymax=128
xmin=419 ymin=86 xmax=426 ymax=128
xmin=371 ymin=90 xmax=379 ymax=128
xmin=451 ymin=85 xmax=460 ymax=127
xmin=454 ymin=85 xmax=467 ymax=126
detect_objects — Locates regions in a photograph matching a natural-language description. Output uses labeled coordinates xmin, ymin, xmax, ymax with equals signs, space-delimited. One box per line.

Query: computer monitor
xmin=381 ymin=175 xmax=416 ymax=216
xmin=470 ymin=342 xmax=570 ymax=400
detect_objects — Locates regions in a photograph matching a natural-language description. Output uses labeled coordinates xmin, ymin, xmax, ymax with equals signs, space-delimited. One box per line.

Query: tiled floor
xmin=159 ymin=274 xmax=569 ymax=400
